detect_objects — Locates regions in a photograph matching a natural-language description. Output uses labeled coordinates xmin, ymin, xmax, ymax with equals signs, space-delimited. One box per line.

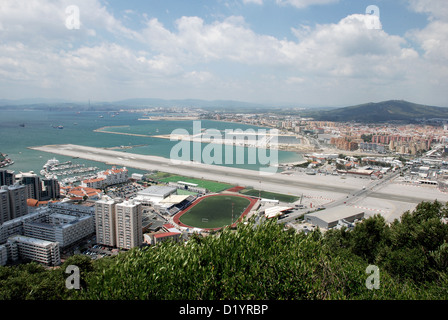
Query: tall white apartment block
xmin=115 ymin=200 xmax=142 ymax=250
xmin=94 ymin=197 xmax=117 ymax=247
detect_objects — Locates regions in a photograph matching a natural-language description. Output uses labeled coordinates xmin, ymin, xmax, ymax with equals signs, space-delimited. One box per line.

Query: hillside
xmin=307 ymin=100 xmax=448 ymax=123
xmin=1 ymin=201 xmax=448 ymax=302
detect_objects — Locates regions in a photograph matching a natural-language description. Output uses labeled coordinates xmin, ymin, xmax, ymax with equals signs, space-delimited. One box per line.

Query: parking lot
xmin=106 ymin=182 xmax=146 ymax=199
xmin=82 ymin=244 xmax=118 ymax=259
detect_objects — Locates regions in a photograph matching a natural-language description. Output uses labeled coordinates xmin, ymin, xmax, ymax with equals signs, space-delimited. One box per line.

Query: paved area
xmin=29 ymin=144 xmax=448 ymax=222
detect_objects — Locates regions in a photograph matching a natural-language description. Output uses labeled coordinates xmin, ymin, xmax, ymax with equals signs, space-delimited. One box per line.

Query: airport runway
xmin=29 ymin=144 xmax=447 ymax=206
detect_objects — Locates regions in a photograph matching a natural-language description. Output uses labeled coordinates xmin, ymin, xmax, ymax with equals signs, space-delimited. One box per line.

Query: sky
xmin=0 ymin=0 xmax=447 ymax=107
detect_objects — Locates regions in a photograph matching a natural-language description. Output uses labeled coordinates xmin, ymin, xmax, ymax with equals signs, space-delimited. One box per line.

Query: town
xmin=1 ymin=109 xmax=448 ymax=268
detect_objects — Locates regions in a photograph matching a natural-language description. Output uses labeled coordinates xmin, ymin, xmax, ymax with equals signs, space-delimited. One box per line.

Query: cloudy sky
xmin=0 ymin=0 xmax=447 ymax=107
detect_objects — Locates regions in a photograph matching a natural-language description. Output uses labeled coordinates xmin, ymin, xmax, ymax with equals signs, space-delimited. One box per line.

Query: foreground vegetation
xmin=1 ymin=201 xmax=448 ymax=300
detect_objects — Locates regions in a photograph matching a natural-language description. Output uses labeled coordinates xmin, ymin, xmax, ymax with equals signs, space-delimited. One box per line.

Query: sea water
xmin=0 ymin=109 xmax=303 ymax=175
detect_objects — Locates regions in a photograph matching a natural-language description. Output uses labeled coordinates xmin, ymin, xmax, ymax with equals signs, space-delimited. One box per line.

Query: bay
xmin=0 ymin=109 xmax=303 ymax=176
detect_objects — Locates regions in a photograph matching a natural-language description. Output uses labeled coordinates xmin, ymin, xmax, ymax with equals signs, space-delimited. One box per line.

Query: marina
xmin=0 ymin=153 xmax=14 ymax=168
xmin=40 ymin=158 xmax=100 ymax=185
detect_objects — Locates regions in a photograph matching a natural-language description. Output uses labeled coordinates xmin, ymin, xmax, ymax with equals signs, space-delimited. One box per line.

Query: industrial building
xmin=304 ymin=206 xmax=365 ymax=230
xmin=134 ymin=185 xmax=177 ymax=205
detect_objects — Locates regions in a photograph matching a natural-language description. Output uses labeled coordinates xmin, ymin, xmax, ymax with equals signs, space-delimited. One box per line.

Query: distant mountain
xmin=307 ymin=100 xmax=448 ymax=123
xmin=0 ymin=97 xmax=273 ymax=110
xmin=111 ymin=98 xmax=271 ymax=109
xmin=0 ymin=98 xmax=75 ymax=106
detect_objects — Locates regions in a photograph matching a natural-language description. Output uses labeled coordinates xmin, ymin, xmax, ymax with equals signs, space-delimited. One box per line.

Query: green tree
xmin=378 ymin=201 xmax=448 ymax=281
xmin=350 ymin=214 xmax=389 ymax=263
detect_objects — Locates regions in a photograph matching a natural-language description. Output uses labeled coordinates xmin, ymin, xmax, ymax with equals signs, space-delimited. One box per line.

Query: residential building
xmin=40 ymin=178 xmax=60 ymax=201
xmin=61 ymin=185 xmax=103 ymax=201
xmin=0 ymin=187 xmax=10 ymax=224
xmin=95 ymin=197 xmax=118 ymax=247
xmin=0 ymin=203 xmax=94 ymax=249
xmin=0 ymin=244 xmax=7 ymax=266
xmin=19 ymin=172 xmax=41 ymax=200
xmin=115 ymin=200 xmax=142 ymax=250
xmin=6 ymin=235 xmax=60 ymax=266
xmin=81 ymin=177 xmax=105 ymax=189
xmin=22 ymin=210 xmax=94 ymax=249
xmin=0 ymin=170 xmax=15 ymax=186
xmin=97 ymin=167 xmax=128 ymax=186
xmin=7 ymin=184 xmax=28 ymax=219
xmin=0 ymin=184 xmax=28 ymax=224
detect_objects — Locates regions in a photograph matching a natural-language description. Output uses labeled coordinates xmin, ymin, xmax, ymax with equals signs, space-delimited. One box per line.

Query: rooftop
xmin=154 ymin=232 xmax=181 ymax=239
xmin=138 ymin=185 xmax=177 ymax=197
xmin=305 ymin=206 xmax=364 ymax=223
xmin=7 ymin=235 xmax=58 ymax=247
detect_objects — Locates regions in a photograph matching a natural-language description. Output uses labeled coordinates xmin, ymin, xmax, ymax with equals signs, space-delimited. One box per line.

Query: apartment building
xmin=0 ymin=184 xmax=28 ymax=224
xmin=94 ymin=197 xmax=143 ymax=250
xmin=0 ymin=170 xmax=15 ymax=186
xmin=95 ymin=197 xmax=117 ymax=247
xmin=0 ymin=244 xmax=7 ymax=266
xmin=22 ymin=212 xmax=93 ymax=249
xmin=115 ymin=200 xmax=142 ymax=250
xmin=0 ymin=187 xmax=9 ymax=225
xmin=0 ymin=204 xmax=94 ymax=249
xmin=7 ymin=184 xmax=28 ymax=219
xmin=97 ymin=166 xmax=128 ymax=186
xmin=6 ymin=235 xmax=60 ymax=266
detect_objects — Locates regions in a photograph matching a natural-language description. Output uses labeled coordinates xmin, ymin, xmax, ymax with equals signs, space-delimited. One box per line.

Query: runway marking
xmin=350 ymin=205 xmax=389 ymax=213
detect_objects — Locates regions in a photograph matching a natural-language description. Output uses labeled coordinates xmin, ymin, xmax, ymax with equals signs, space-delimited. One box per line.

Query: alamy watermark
xmin=365 ymin=265 xmax=380 ymax=290
xmin=65 ymin=264 xmax=80 ymax=289
xmin=169 ymin=121 xmax=279 ymax=175
xmin=65 ymin=5 xmax=80 ymax=30
xmin=365 ymin=5 xmax=381 ymax=30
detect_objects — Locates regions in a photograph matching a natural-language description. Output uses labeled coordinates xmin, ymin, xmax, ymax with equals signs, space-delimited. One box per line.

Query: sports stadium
xmin=173 ymin=193 xmax=259 ymax=231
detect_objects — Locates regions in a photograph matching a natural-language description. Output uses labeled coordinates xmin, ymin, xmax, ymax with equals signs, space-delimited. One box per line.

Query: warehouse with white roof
xmin=304 ymin=206 xmax=365 ymax=230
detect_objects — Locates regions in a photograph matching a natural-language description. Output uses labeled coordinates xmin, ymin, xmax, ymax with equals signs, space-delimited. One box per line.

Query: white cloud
xmin=0 ymin=0 xmax=446 ymax=106
xmin=406 ymin=0 xmax=448 ymax=64
xmin=0 ymin=0 xmax=139 ymax=46
xmin=141 ymin=13 xmax=415 ymax=80
xmin=242 ymin=0 xmax=263 ymax=4
xmin=407 ymin=0 xmax=448 ymax=20
xmin=276 ymin=0 xmax=339 ymax=9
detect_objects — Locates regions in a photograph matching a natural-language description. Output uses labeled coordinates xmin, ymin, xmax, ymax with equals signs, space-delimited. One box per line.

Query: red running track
xmin=173 ymin=193 xmax=259 ymax=231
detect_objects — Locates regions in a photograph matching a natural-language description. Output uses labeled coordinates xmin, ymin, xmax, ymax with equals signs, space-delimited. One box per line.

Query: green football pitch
xmin=240 ymin=189 xmax=299 ymax=203
xmin=156 ymin=174 xmax=234 ymax=193
xmin=179 ymin=195 xmax=252 ymax=229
